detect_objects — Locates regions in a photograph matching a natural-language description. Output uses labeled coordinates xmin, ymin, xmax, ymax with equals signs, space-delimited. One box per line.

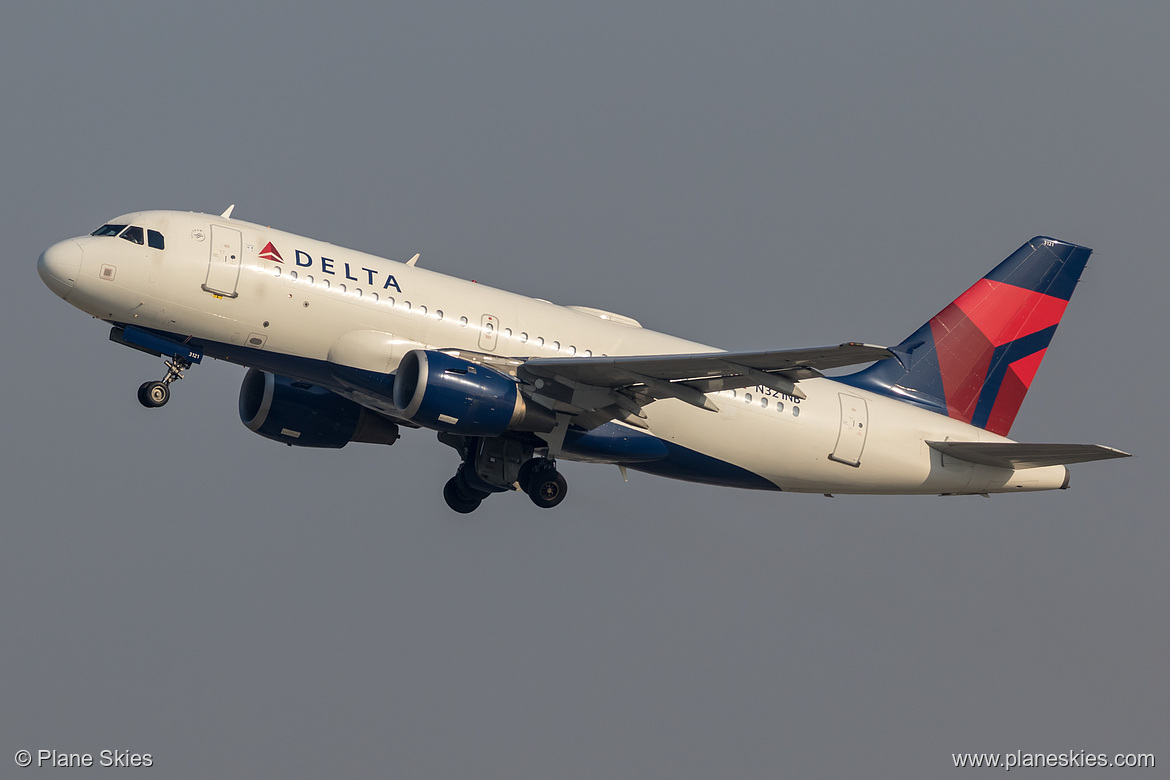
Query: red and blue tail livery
xmin=846 ymin=237 xmax=1090 ymax=435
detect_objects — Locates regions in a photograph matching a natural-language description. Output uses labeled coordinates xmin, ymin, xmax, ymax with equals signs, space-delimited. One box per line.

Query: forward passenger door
xmin=202 ymin=224 xmax=242 ymax=298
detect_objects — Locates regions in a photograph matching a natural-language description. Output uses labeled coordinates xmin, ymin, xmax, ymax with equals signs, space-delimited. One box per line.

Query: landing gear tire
xmin=443 ymin=477 xmax=483 ymax=513
xmin=444 ymin=467 xmax=491 ymax=514
xmin=526 ymin=467 xmax=567 ymax=509
xmin=136 ymin=355 xmax=191 ymax=409
xmin=137 ymin=381 xmax=170 ymax=408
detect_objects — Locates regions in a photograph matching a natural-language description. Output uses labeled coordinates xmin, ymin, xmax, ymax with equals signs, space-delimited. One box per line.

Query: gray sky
xmin=2 ymin=3 xmax=1165 ymax=777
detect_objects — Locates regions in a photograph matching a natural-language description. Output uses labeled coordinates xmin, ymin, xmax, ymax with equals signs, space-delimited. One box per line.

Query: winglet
xmin=220 ymin=204 xmax=236 ymax=219
xmin=406 ymin=253 xmax=420 ymax=267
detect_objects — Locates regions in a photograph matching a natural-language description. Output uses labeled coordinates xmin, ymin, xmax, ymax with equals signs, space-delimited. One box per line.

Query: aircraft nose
xmin=37 ymin=239 xmax=84 ymax=299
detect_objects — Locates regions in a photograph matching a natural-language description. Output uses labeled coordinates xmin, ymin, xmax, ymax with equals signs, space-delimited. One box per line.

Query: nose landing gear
xmin=110 ymin=326 xmax=203 ymax=409
xmin=137 ymin=356 xmax=192 ymax=408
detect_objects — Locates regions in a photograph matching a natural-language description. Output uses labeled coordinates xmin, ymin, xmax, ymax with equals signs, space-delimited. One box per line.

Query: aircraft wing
xmin=927 ymin=441 xmax=1132 ymax=469
xmin=517 ymin=343 xmax=893 ymax=429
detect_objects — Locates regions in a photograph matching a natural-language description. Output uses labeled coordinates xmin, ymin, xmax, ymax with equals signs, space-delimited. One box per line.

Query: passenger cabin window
xmin=120 ymin=226 xmax=144 ymax=245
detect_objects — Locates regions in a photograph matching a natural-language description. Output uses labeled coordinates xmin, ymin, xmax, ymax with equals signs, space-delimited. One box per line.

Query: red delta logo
xmin=259 ymin=242 xmax=284 ymax=263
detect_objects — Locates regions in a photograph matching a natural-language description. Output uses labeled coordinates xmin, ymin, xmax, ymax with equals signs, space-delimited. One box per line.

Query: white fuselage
xmin=44 ymin=210 xmax=1069 ymax=495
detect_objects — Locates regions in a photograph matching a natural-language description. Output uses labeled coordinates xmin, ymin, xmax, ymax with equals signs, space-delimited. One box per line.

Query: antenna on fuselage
xmin=220 ymin=204 xmax=236 ymax=219
xmin=406 ymin=253 xmax=420 ymax=267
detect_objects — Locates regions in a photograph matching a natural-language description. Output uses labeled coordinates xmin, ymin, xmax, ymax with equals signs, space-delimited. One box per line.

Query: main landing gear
xmin=441 ymin=457 xmax=567 ymax=513
xmin=443 ymin=466 xmax=492 ymax=514
xmin=137 ymin=356 xmax=192 ymax=408
xmin=438 ymin=434 xmax=569 ymax=513
xmin=517 ymin=458 xmax=568 ymax=509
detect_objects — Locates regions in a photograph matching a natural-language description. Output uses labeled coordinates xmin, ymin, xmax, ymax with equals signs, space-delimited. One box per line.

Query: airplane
xmin=37 ymin=207 xmax=1129 ymax=512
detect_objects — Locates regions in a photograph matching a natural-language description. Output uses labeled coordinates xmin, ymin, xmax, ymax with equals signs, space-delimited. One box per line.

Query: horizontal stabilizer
xmin=927 ymin=441 xmax=1131 ymax=469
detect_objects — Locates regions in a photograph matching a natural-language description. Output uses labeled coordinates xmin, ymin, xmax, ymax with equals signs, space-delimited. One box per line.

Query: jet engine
xmin=392 ymin=349 xmax=555 ymax=437
xmin=239 ymin=368 xmax=400 ymax=448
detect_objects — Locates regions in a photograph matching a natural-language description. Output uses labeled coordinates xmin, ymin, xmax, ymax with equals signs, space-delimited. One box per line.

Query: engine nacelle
xmin=239 ymin=369 xmax=400 ymax=448
xmin=392 ymin=349 xmax=555 ymax=437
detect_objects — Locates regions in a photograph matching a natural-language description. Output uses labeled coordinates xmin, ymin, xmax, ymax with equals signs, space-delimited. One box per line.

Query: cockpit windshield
xmin=90 ymin=223 xmax=165 ymax=250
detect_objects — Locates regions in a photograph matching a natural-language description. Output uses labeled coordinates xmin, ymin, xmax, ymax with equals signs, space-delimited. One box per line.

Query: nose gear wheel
xmin=137 ymin=356 xmax=192 ymax=408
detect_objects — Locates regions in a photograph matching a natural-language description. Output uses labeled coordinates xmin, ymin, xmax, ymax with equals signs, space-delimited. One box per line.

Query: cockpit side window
xmin=91 ymin=223 xmax=164 ymax=249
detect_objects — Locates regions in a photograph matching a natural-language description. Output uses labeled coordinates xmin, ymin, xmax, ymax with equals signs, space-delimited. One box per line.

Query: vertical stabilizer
xmin=844 ymin=237 xmax=1091 ymax=435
